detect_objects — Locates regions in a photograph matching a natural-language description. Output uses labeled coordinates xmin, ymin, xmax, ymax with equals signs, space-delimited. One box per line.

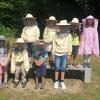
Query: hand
xmin=52 ymin=55 xmax=55 ymax=62
xmin=68 ymin=55 xmax=71 ymax=62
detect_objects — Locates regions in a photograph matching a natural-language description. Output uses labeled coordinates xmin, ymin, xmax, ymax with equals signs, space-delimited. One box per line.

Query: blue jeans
xmin=55 ymin=54 xmax=67 ymax=72
xmin=27 ymin=43 xmax=34 ymax=57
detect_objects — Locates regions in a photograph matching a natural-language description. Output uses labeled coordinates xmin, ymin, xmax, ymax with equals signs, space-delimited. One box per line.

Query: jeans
xmin=55 ymin=54 xmax=67 ymax=72
xmin=27 ymin=43 xmax=34 ymax=57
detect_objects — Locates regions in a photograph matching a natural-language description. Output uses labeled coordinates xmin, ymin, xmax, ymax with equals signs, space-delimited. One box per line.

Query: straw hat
xmin=86 ymin=15 xmax=94 ymax=19
xmin=71 ymin=18 xmax=79 ymax=23
xmin=0 ymin=35 xmax=5 ymax=41
xmin=26 ymin=14 xmax=36 ymax=19
xmin=56 ymin=20 xmax=71 ymax=26
xmin=16 ymin=38 xmax=25 ymax=43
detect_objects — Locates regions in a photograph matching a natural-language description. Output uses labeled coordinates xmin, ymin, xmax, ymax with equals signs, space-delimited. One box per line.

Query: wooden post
xmin=84 ymin=68 xmax=91 ymax=83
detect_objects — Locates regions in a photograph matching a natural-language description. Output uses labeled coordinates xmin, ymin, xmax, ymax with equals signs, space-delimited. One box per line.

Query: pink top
xmin=78 ymin=18 xmax=99 ymax=56
xmin=0 ymin=48 xmax=9 ymax=66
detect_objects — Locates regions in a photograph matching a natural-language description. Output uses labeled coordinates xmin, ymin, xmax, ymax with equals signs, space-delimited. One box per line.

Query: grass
xmin=0 ymin=57 xmax=99 ymax=100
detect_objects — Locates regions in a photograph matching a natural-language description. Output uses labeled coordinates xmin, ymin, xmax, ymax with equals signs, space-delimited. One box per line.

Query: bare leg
xmin=35 ymin=77 xmax=39 ymax=89
xmin=0 ymin=74 xmax=2 ymax=85
xmin=40 ymin=76 xmax=45 ymax=89
xmin=61 ymin=72 xmax=65 ymax=81
xmin=55 ymin=71 xmax=59 ymax=81
xmin=3 ymin=73 xmax=8 ymax=87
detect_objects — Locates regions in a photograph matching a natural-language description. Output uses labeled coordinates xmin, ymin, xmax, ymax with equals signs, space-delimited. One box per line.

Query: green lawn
xmin=0 ymin=56 xmax=100 ymax=100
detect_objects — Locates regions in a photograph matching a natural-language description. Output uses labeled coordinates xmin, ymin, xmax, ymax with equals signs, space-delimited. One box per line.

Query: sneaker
xmin=22 ymin=82 xmax=27 ymax=88
xmin=14 ymin=82 xmax=19 ymax=88
xmin=40 ymin=82 xmax=45 ymax=89
xmin=0 ymin=83 xmax=3 ymax=88
xmin=3 ymin=82 xmax=8 ymax=88
xmin=54 ymin=81 xmax=59 ymax=89
xmin=60 ymin=82 xmax=66 ymax=90
xmin=35 ymin=83 xmax=39 ymax=89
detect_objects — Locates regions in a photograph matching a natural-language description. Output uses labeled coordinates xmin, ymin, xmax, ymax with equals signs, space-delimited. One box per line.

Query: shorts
xmin=36 ymin=64 xmax=46 ymax=77
xmin=55 ymin=54 xmax=67 ymax=72
xmin=48 ymin=51 xmax=52 ymax=56
xmin=72 ymin=45 xmax=79 ymax=56
xmin=0 ymin=66 xmax=7 ymax=74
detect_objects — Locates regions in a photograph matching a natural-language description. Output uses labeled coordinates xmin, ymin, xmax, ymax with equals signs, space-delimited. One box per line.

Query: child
xmin=0 ymin=35 xmax=10 ymax=87
xmin=52 ymin=20 xmax=72 ymax=89
xmin=78 ymin=15 xmax=99 ymax=67
xmin=43 ymin=16 xmax=57 ymax=68
xmin=69 ymin=18 xmax=81 ymax=67
xmin=21 ymin=14 xmax=40 ymax=57
xmin=11 ymin=38 xmax=29 ymax=88
xmin=32 ymin=40 xmax=48 ymax=89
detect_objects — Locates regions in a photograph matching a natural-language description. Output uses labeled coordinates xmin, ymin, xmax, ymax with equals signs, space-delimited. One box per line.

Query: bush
xmin=0 ymin=25 xmax=17 ymax=37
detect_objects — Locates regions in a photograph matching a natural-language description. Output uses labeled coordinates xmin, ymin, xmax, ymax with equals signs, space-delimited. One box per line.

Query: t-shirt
xmin=70 ymin=29 xmax=80 ymax=46
xmin=33 ymin=47 xmax=48 ymax=60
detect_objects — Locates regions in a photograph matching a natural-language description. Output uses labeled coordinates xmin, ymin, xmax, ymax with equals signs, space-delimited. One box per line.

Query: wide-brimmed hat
xmin=25 ymin=14 xmax=36 ymax=19
xmin=71 ymin=18 xmax=79 ymax=24
xmin=56 ymin=20 xmax=71 ymax=26
xmin=86 ymin=15 xmax=94 ymax=19
xmin=46 ymin=16 xmax=57 ymax=21
xmin=0 ymin=35 xmax=5 ymax=41
xmin=16 ymin=38 xmax=25 ymax=43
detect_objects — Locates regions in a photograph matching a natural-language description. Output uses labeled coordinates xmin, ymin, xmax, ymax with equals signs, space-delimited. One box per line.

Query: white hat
xmin=71 ymin=18 xmax=79 ymax=23
xmin=26 ymin=14 xmax=36 ymax=19
xmin=46 ymin=16 xmax=57 ymax=22
xmin=16 ymin=38 xmax=25 ymax=43
xmin=48 ymin=16 xmax=56 ymax=21
xmin=0 ymin=35 xmax=5 ymax=40
xmin=86 ymin=15 xmax=94 ymax=19
xmin=56 ymin=20 xmax=71 ymax=26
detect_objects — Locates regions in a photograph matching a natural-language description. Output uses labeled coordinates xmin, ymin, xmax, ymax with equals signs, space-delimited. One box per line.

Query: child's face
xmin=16 ymin=43 xmax=25 ymax=48
xmin=48 ymin=21 xmax=56 ymax=27
xmin=58 ymin=26 xmax=70 ymax=33
xmin=71 ymin=23 xmax=79 ymax=30
xmin=0 ymin=40 xmax=5 ymax=48
xmin=86 ymin=19 xmax=94 ymax=26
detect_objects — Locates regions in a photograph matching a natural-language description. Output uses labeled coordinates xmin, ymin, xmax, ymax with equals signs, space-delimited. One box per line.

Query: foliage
xmin=0 ymin=25 xmax=17 ymax=37
xmin=0 ymin=0 xmax=100 ymax=37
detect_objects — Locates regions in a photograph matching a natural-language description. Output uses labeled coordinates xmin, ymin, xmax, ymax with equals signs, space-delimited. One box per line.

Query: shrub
xmin=0 ymin=25 xmax=17 ymax=37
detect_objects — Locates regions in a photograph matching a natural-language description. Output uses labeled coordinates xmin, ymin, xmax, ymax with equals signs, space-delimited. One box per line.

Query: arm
xmin=43 ymin=27 xmax=48 ymax=42
xmin=34 ymin=26 xmax=40 ymax=41
xmin=11 ymin=52 xmax=16 ymax=73
xmin=67 ymin=34 xmax=72 ymax=56
xmin=21 ymin=28 xmax=28 ymax=42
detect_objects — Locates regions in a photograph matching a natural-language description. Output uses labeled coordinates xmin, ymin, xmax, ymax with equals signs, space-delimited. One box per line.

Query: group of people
xmin=0 ymin=14 xmax=99 ymax=90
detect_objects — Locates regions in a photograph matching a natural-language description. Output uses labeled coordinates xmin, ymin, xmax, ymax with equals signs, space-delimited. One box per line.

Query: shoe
xmin=60 ymin=82 xmax=66 ymax=90
xmin=83 ymin=63 xmax=87 ymax=68
xmin=87 ymin=63 xmax=91 ymax=68
xmin=40 ymin=82 xmax=45 ymax=89
xmin=14 ymin=82 xmax=19 ymax=88
xmin=35 ymin=83 xmax=39 ymax=89
xmin=22 ymin=82 xmax=27 ymax=88
xmin=54 ymin=81 xmax=59 ymax=89
xmin=0 ymin=83 xmax=3 ymax=88
xmin=3 ymin=82 xmax=8 ymax=88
